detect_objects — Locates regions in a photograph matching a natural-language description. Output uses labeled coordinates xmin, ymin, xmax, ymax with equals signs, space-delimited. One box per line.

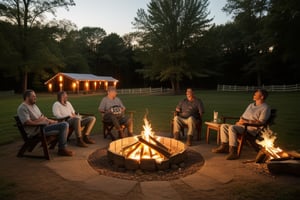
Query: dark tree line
xmin=0 ymin=0 xmax=299 ymax=92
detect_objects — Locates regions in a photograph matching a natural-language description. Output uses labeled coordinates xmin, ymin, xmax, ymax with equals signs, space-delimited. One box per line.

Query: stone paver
xmin=181 ymin=173 xmax=219 ymax=191
xmin=46 ymin=159 xmax=98 ymax=181
xmin=42 ymin=134 xmax=256 ymax=196
xmin=141 ymin=181 xmax=182 ymax=200
xmin=84 ymin=175 xmax=138 ymax=196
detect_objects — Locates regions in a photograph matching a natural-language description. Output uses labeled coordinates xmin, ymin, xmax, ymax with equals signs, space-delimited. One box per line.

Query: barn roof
xmin=44 ymin=72 xmax=118 ymax=84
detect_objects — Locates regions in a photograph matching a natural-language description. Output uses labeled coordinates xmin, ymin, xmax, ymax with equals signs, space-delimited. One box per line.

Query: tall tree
xmin=96 ymin=33 xmax=130 ymax=86
xmin=133 ymin=0 xmax=212 ymax=92
xmin=78 ymin=27 xmax=106 ymax=74
xmin=223 ymin=0 xmax=271 ymax=86
xmin=58 ymin=30 xmax=89 ymax=73
xmin=0 ymin=0 xmax=75 ymax=92
xmin=264 ymin=0 xmax=300 ymax=83
xmin=78 ymin=27 xmax=106 ymax=53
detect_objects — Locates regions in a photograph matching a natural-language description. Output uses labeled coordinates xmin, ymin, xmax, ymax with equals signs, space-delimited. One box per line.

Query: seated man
xmin=17 ymin=89 xmax=73 ymax=156
xmin=52 ymin=91 xmax=96 ymax=147
xmin=212 ymin=89 xmax=271 ymax=160
xmin=173 ymin=88 xmax=205 ymax=146
xmin=98 ymin=86 xmax=133 ymax=139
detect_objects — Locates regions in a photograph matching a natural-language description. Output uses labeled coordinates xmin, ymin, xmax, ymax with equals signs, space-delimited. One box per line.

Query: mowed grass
xmin=0 ymin=90 xmax=300 ymax=151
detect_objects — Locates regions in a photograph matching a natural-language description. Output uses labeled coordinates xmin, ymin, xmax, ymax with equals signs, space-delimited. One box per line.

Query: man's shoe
xmin=118 ymin=130 xmax=125 ymax=138
xmin=127 ymin=132 xmax=134 ymax=137
xmin=186 ymin=135 xmax=193 ymax=146
xmin=226 ymin=146 xmax=239 ymax=160
xmin=83 ymin=135 xmax=96 ymax=144
xmin=47 ymin=135 xmax=57 ymax=143
xmin=212 ymin=143 xmax=229 ymax=153
xmin=77 ymin=137 xmax=88 ymax=147
xmin=57 ymin=148 xmax=74 ymax=156
xmin=173 ymin=132 xmax=179 ymax=140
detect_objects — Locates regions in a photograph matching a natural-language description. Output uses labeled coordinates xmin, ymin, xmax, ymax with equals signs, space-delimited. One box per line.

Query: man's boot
xmin=127 ymin=132 xmax=134 ymax=137
xmin=212 ymin=143 xmax=229 ymax=153
xmin=118 ymin=130 xmax=125 ymax=138
xmin=186 ymin=135 xmax=193 ymax=146
xmin=173 ymin=132 xmax=179 ymax=140
xmin=77 ymin=137 xmax=88 ymax=147
xmin=83 ymin=135 xmax=96 ymax=144
xmin=226 ymin=146 xmax=239 ymax=160
xmin=58 ymin=148 xmax=74 ymax=156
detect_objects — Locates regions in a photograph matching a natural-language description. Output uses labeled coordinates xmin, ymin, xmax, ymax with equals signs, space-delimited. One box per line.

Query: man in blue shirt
xmin=173 ymin=88 xmax=205 ymax=146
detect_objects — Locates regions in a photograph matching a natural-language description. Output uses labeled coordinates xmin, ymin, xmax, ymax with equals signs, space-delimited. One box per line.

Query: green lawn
xmin=1 ymin=90 xmax=300 ymax=151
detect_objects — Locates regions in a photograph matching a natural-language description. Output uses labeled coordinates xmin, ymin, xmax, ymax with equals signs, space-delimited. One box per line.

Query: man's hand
xmin=236 ymin=118 xmax=247 ymax=125
xmin=39 ymin=116 xmax=57 ymax=125
xmin=236 ymin=118 xmax=259 ymax=125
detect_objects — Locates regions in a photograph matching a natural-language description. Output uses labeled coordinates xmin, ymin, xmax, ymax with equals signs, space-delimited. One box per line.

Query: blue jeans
xmin=43 ymin=122 xmax=69 ymax=149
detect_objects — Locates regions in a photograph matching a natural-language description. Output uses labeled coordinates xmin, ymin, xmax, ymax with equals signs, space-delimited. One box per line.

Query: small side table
xmin=205 ymin=121 xmax=221 ymax=144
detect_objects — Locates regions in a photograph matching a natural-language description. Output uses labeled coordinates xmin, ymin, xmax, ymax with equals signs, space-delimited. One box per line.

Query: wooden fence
xmin=117 ymin=87 xmax=173 ymax=95
xmin=0 ymin=90 xmax=14 ymax=96
xmin=217 ymin=84 xmax=300 ymax=92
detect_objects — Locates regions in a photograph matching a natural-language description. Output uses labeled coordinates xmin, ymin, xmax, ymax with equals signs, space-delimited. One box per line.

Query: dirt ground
xmin=1 ymin=140 xmax=300 ymax=200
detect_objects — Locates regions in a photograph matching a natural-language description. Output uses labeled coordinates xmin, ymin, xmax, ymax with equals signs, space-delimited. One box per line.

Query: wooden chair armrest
xmin=74 ymin=111 xmax=95 ymax=116
xmin=126 ymin=110 xmax=135 ymax=119
xmin=243 ymin=123 xmax=266 ymax=128
xmin=23 ymin=124 xmax=47 ymax=135
xmin=126 ymin=110 xmax=135 ymax=114
xmin=171 ymin=111 xmax=179 ymax=117
xmin=49 ymin=116 xmax=70 ymax=121
xmin=221 ymin=116 xmax=239 ymax=123
xmin=78 ymin=113 xmax=95 ymax=117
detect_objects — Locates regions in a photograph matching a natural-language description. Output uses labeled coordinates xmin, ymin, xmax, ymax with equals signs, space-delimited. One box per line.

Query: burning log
xmin=122 ymin=141 xmax=139 ymax=152
xmin=137 ymin=136 xmax=172 ymax=158
xmin=255 ymin=128 xmax=290 ymax=163
xmin=255 ymin=147 xmax=300 ymax=176
xmin=107 ymin=115 xmax=187 ymax=171
xmin=255 ymin=147 xmax=290 ymax=163
xmin=124 ymin=143 xmax=142 ymax=158
xmin=255 ymin=148 xmax=271 ymax=163
xmin=149 ymin=135 xmax=170 ymax=152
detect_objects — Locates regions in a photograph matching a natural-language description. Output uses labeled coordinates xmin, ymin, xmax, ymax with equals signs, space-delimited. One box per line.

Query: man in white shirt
xmin=52 ymin=91 xmax=96 ymax=147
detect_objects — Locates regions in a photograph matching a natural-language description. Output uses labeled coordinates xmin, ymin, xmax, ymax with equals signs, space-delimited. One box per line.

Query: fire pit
xmin=255 ymin=129 xmax=300 ymax=176
xmin=107 ymin=117 xmax=187 ymax=171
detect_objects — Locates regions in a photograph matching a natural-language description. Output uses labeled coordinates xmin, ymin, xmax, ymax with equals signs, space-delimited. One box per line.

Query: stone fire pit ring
xmin=107 ymin=135 xmax=187 ymax=171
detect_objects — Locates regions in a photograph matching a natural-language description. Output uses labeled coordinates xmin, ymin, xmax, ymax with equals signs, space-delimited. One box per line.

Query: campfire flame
xmin=256 ymin=128 xmax=283 ymax=159
xmin=142 ymin=117 xmax=153 ymax=141
xmin=122 ymin=117 xmax=168 ymax=163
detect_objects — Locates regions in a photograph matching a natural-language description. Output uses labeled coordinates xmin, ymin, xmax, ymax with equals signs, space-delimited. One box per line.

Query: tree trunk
xmin=170 ymin=79 xmax=175 ymax=94
xmin=176 ymin=79 xmax=180 ymax=93
xmin=22 ymin=71 xmax=28 ymax=92
xmin=256 ymin=70 xmax=262 ymax=86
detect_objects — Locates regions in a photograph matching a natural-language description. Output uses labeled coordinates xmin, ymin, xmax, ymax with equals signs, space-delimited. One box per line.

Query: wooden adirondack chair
xmin=170 ymin=111 xmax=202 ymax=141
xmin=102 ymin=111 xmax=134 ymax=140
xmin=14 ymin=116 xmax=57 ymax=160
xmin=222 ymin=108 xmax=277 ymax=157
